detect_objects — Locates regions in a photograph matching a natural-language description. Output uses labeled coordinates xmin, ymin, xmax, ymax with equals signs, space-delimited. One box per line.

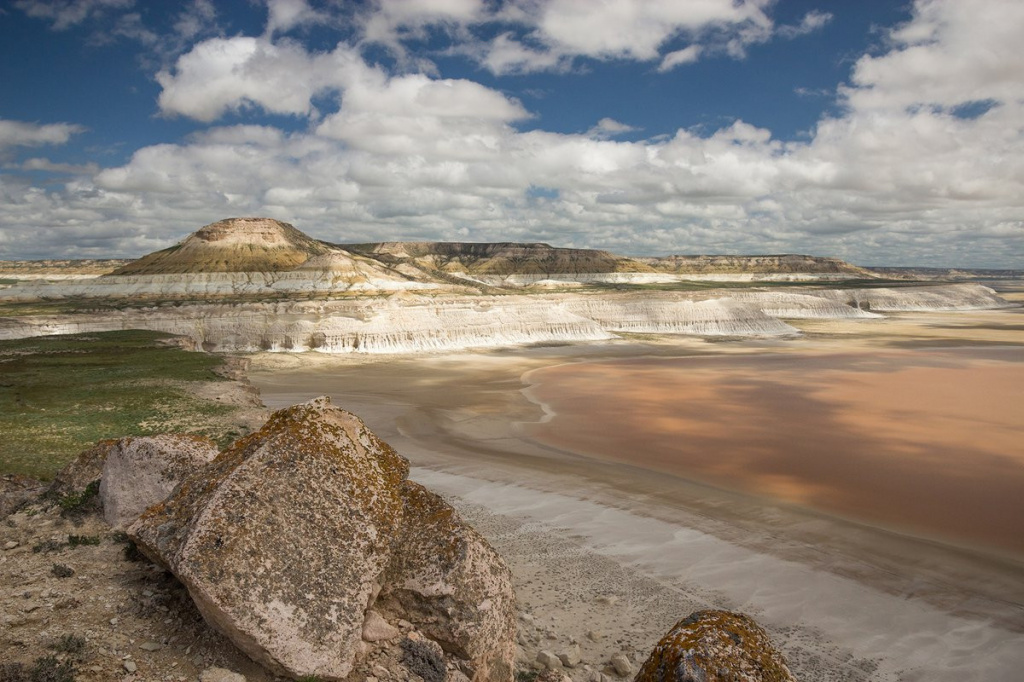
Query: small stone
xmin=140 ymin=641 xmax=161 ymax=651
xmin=4 ymin=541 xmax=18 ymax=550
xmin=610 ymin=653 xmax=632 ymax=677
xmin=21 ymin=603 xmax=40 ymax=613
xmin=558 ymin=644 xmax=582 ymax=668
xmin=595 ymin=595 xmax=618 ymax=606
xmin=586 ymin=630 xmax=603 ymax=642
xmin=362 ymin=610 xmax=401 ymax=642
xmin=537 ymin=651 xmax=563 ymax=670
xmin=109 ymin=617 xmax=119 ymax=626
xmin=123 ymin=660 xmax=138 ymax=673
xmin=199 ymin=667 xmax=248 ymax=682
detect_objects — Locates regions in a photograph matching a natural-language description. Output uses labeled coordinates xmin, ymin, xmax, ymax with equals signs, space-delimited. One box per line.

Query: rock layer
xmin=634 ymin=610 xmax=796 ymax=682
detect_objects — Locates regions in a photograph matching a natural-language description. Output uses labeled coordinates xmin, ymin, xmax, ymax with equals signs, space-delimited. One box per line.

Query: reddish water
xmin=525 ymin=347 xmax=1024 ymax=556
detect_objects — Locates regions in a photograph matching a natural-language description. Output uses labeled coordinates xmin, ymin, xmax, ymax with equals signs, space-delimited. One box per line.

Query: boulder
xmin=128 ymin=397 xmax=409 ymax=680
xmin=127 ymin=396 xmax=517 ymax=682
xmin=558 ymin=643 xmax=582 ymax=668
xmin=47 ymin=439 xmax=118 ymax=498
xmin=380 ymin=480 xmax=517 ymax=682
xmin=633 ymin=610 xmax=796 ymax=682
xmin=99 ymin=434 xmax=219 ymax=529
xmin=0 ymin=474 xmax=46 ymax=518
xmin=199 ymin=668 xmax=247 ymax=682
xmin=537 ymin=650 xmax=563 ymax=671
xmin=610 ymin=653 xmax=632 ymax=677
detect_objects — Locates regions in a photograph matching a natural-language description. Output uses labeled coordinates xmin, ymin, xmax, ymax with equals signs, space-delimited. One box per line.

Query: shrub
xmin=51 ymin=634 xmax=86 ymax=657
xmin=0 ymin=655 xmax=77 ymax=682
xmin=400 ymin=638 xmax=446 ymax=682
xmin=50 ymin=563 xmax=75 ymax=578
xmin=66 ymin=535 xmax=100 ymax=548
xmin=57 ymin=481 xmax=100 ymax=520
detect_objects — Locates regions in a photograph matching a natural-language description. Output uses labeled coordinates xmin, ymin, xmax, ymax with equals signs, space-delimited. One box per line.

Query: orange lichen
xmin=634 ymin=610 xmax=795 ymax=682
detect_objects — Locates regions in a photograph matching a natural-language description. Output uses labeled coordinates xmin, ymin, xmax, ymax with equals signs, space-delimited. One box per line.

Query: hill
xmin=110 ymin=218 xmax=333 ymax=275
xmin=342 ymin=241 xmax=653 ymax=277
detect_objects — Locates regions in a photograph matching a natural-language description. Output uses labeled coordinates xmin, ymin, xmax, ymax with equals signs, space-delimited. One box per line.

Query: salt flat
xmin=249 ymin=303 xmax=1024 ymax=681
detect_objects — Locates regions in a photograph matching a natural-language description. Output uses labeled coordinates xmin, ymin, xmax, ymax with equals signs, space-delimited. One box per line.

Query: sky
xmin=0 ymin=0 xmax=1022 ymax=267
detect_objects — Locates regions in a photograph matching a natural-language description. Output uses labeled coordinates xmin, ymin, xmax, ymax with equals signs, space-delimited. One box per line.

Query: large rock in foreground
xmin=100 ymin=434 xmax=219 ymax=529
xmin=128 ymin=397 xmax=516 ymax=682
xmin=382 ymin=481 xmax=516 ymax=682
xmin=634 ymin=610 xmax=796 ymax=682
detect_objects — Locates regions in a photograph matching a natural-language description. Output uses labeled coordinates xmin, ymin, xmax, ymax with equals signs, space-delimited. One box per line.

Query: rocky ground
xmin=1 ymin=470 xmax=656 ymax=682
xmin=0 ymin=477 xmax=829 ymax=682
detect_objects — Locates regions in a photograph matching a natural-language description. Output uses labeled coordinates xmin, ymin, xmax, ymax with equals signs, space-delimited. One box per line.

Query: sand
xmin=248 ymin=305 xmax=1024 ymax=682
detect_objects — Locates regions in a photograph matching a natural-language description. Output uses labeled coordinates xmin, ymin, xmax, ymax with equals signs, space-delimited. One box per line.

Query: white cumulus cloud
xmin=0 ymin=119 xmax=85 ymax=151
xmin=2 ymin=0 xmax=1023 ymax=268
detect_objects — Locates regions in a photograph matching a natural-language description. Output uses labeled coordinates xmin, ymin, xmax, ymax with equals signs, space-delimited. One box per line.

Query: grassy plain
xmin=0 ymin=330 xmax=238 ymax=479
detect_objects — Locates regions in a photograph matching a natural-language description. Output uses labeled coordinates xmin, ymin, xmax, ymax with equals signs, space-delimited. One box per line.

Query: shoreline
xmin=247 ymin=309 xmax=1024 ymax=681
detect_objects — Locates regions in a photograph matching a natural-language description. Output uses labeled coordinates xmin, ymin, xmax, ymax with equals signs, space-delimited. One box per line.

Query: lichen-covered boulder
xmin=634 ymin=610 xmax=796 ymax=682
xmin=47 ymin=439 xmax=119 ymax=498
xmin=381 ymin=481 xmax=517 ymax=682
xmin=99 ymin=434 xmax=219 ymax=529
xmin=128 ymin=397 xmax=409 ymax=680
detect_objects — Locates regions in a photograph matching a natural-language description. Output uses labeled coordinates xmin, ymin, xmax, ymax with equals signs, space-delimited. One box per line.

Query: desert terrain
xmin=248 ymin=295 xmax=1024 ymax=682
xmin=2 ymin=220 xmax=1022 ymax=681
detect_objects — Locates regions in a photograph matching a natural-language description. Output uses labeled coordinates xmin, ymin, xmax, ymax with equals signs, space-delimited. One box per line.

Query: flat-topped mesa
xmin=637 ymin=254 xmax=873 ymax=277
xmin=110 ymin=218 xmax=334 ymax=275
xmin=343 ymin=241 xmax=655 ymax=277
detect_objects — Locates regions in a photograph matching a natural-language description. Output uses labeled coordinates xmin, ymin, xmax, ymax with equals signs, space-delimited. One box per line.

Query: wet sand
xmin=523 ymin=347 xmax=1024 ymax=556
xmin=248 ymin=305 xmax=1024 ymax=682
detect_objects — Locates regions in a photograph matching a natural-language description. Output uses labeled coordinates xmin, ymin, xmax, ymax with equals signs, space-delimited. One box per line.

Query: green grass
xmin=0 ymin=330 xmax=233 ymax=479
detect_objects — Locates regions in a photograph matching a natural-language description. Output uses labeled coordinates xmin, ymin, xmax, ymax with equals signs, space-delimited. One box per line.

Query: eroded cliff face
xmin=0 ymin=284 xmax=1009 ymax=354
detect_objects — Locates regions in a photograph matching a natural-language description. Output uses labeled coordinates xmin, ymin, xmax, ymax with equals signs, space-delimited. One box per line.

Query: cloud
xmin=3 ymin=0 xmax=1023 ymax=267
xmin=20 ymin=158 xmax=100 ymax=174
xmin=156 ymin=38 xmax=367 ymax=121
xmin=778 ymin=10 xmax=832 ymax=39
xmin=468 ymin=0 xmax=774 ymax=74
xmin=0 ymin=119 xmax=85 ymax=150
xmin=658 ymin=45 xmax=702 ymax=72
xmin=843 ymin=0 xmax=1024 ymax=112
xmin=265 ymin=0 xmax=328 ymax=36
xmin=586 ymin=118 xmax=638 ymax=139
xmin=14 ymin=0 xmax=133 ymax=30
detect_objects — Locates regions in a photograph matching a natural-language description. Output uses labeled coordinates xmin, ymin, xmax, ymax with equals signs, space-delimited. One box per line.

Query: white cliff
xmin=806 ymin=283 xmax=1013 ymax=311
xmin=0 ymin=283 xmax=1010 ymax=353
xmin=561 ymin=295 xmax=799 ymax=336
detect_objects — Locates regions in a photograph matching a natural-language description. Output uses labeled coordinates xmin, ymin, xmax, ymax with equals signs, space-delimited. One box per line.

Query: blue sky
xmin=1 ymin=0 xmax=1022 ymax=267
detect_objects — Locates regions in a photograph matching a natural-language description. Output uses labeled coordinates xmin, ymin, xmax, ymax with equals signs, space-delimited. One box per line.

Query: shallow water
xmin=523 ymin=347 xmax=1024 ymax=557
xmin=248 ymin=305 xmax=1024 ymax=681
